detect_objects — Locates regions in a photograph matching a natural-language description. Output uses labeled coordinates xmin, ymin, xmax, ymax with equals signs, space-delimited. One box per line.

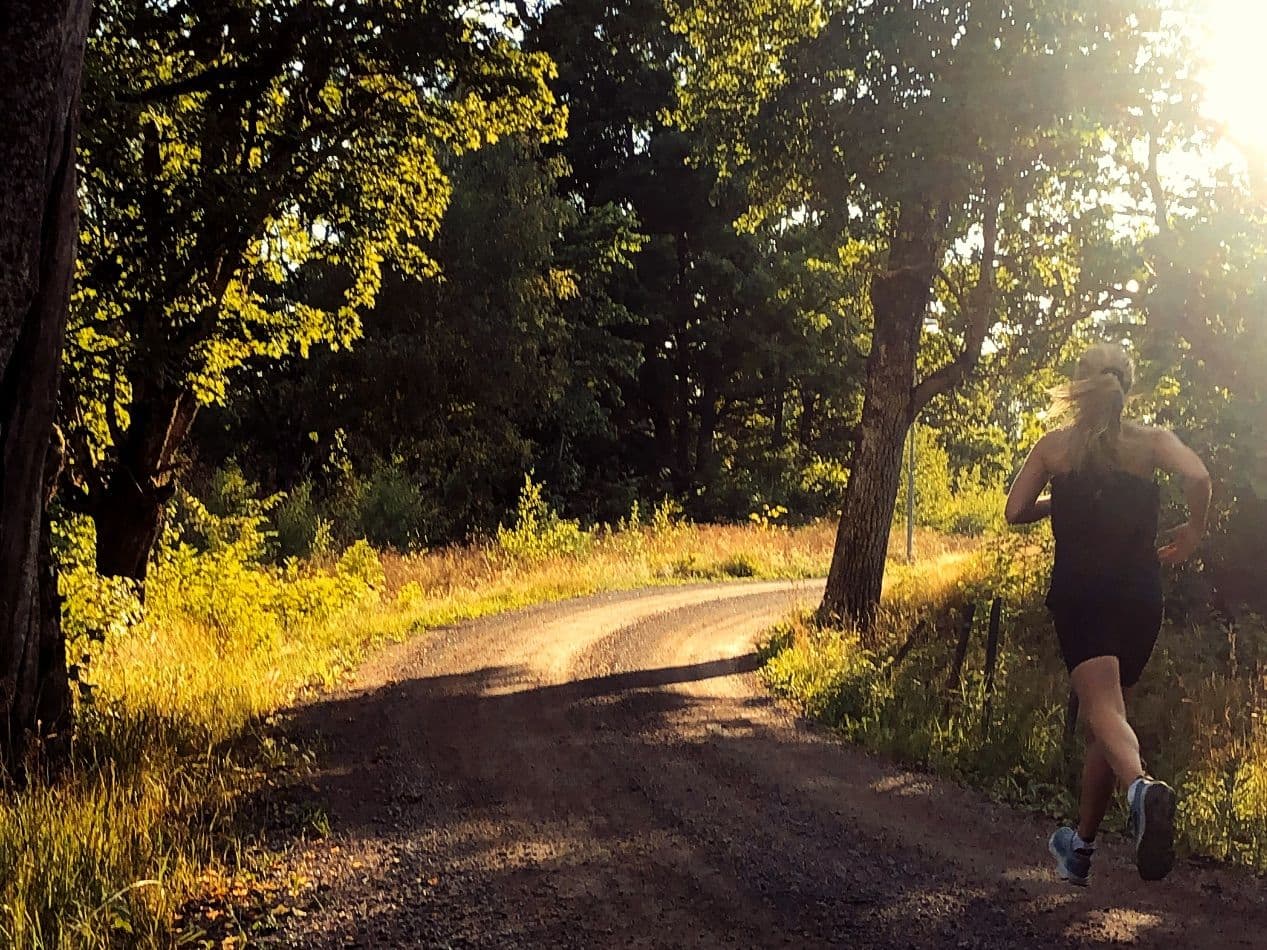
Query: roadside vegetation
xmin=6 ymin=1 xmax=1267 ymax=947
xmin=1 ymin=476 xmax=855 ymax=948
xmin=762 ymin=528 xmax=1267 ymax=873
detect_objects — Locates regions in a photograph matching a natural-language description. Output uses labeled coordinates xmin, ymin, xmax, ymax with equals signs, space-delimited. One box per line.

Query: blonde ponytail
xmin=1050 ymin=343 xmax=1134 ymax=473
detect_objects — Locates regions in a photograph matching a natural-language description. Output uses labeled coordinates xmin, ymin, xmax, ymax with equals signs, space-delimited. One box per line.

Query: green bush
xmin=151 ymin=492 xmax=381 ymax=647
xmin=50 ymin=515 xmax=143 ymax=690
xmin=896 ymin=427 xmax=1005 ymax=537
xmin=763 ymin=627 xmax=882 ymax=726
xmin=496 ymin=474 xmax=592 ymax=562
xmin=273 ymin=480 xmax=322 ymax=559
xmin=717 ymin=553 xmax=759 ymax=578
xmin=350 ymin=464 xmax=429 ymax=551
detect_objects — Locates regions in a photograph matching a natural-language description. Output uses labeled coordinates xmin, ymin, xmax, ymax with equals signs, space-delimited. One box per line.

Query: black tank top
xmin=1047 ymin=468 xmax=1162 ymax=609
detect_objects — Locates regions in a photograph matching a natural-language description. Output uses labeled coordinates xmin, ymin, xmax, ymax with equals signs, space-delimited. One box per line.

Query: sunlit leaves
xmin=69 ymin=0 xmax=564 ymax=469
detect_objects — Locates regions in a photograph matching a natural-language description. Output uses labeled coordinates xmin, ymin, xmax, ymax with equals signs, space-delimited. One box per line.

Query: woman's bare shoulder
xmin=1123 ymin=419 xmax=1163 ymax=437
xmin=1034 ymin=427 xmax=1073 ymax=465
xmin=1121 ymin=420 xmax=1168 ymax=473
xmin=1122 ymin=420 xmax=1169 ymax=452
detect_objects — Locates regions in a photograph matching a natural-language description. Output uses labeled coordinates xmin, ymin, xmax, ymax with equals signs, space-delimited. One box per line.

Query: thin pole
xmin=906 ymin=422 xmax=916 ymax=563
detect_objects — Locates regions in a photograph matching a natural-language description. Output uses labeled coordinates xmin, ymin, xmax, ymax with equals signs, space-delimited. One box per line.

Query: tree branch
xmin=912 ymin=167 xmax=1002 ymax=414
xmin=934 ymin=267 xmax=970 ymax=314
xmin=1146 ymin=127 xmax=1171 ymax=237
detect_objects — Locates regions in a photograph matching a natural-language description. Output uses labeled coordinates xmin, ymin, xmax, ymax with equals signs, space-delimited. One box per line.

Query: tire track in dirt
xmin=273 ymin=582 xmax=1267 ymax=948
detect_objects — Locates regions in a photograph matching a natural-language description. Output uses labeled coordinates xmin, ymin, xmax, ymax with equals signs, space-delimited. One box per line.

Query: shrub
xmin=50 ymin=514 xmax=143 ymax=694
xmin=351 ymin=464 xmax=429 ymax=551
xmin=496 ymin=474 xmax=592 ymax=562
xmin=895 ymin=427 xmax=1005 ymax=537
xmin=273 ymin=480 xmax=322 ymax=559
xmin=717 ymin=553 xmax=759 ymax=578
xmin=149 ymin=495 xmax=382 ymax=647
xmin=763 ymin=625 xmax=882 ymax=726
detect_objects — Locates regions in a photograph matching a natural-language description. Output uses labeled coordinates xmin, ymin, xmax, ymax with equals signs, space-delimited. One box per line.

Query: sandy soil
xmin=272 ymin=581 xmax=1267 ymax=948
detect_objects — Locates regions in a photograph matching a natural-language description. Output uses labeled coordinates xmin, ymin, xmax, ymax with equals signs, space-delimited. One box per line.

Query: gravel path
xmin=272 ymin=581 xmax=1267 ymax=948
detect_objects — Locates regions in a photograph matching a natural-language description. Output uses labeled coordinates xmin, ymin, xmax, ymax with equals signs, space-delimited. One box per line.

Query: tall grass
xmin=0 ymin=490 xmax=864 ymax=948
xmin=762 ymin=529 xmax=1267 ymax=872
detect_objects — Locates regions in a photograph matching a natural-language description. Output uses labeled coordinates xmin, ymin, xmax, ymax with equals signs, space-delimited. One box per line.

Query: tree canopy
xmin=669 ymin=0 xmax=1198 ymax=625
xmin=63 ymin=0 xmax=564 ymax=579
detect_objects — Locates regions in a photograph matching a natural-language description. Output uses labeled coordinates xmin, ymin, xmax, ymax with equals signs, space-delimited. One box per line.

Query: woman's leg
xmin=1077 ymin=687 xmax=1135 ymax=842
xmin=1069 ymin=656 xmax=1144 ymax=793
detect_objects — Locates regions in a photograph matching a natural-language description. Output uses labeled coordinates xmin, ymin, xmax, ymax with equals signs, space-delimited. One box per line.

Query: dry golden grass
xmin=1 ymin=516 xmax=880 ymax=948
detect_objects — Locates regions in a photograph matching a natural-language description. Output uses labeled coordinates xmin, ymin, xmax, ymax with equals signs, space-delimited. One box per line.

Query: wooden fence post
xmin=886 ymin=619 xmax=928 ymax=672
xmin=942 ymin=602 xmax=977 ymax=719
xmin=981 ymin=598 xmax=1003 ymax=739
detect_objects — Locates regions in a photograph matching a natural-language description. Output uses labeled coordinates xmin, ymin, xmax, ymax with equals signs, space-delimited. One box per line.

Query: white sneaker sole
xmin=1048 ymin=835 xmax=1089 ymax=887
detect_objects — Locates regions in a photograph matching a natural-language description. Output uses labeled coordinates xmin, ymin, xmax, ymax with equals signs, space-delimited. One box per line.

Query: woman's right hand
xmin=1158 ymin=521 xmax=1203 ymax=566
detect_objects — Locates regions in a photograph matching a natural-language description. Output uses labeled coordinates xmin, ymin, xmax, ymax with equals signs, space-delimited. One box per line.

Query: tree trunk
xmin=92 ymin=386 xmax=198 ymax=583
xmin=93 ymin=477 xmax=167 ymax=581
xmin=819 ymin=202 xmax=940 ymax=634
xmin=0 ymin=0 xmax=93 ymax=776
xmin=797 ymin=389 xmax=817 ymax=449
xmin=695 ymin=369 xmax=719 ymax=485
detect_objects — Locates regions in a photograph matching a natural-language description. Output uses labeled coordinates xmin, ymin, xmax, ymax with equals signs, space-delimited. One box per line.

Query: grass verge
xmin=760 ymin=531 xmax=1267 ymax=873
xmin=6 ymin=506 xmax=916 ymax=948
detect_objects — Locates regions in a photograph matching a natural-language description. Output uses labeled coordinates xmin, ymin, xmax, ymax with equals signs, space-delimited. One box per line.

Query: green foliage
xmin=59 ymin=0 xmax=566 ymax=581
xmin=650 ymin=497 xmax=687 ymax=537
xmin=151 ymin=496 xmax=382 ymax=646
xmin=75 ymin=0 xmax=563 ymax=402
xmin=346 ymin=465 xmax=429 ymax=553
xmin=273 ymin=481 xmax=323 ymax=560
xmin=176 ymin=467 xmax=278 ymax=560
xmin=748 ymin=503 xmax=788 ymax=530
xmin=50 ymin=515 xmax=143 ymax=695
xmin=896 ymin=426 xmax=1005 ymax=538
xmin=763 ymin=626 xmax=881 ymax=726
xmin=199 ymin=137 xmax=646 ymax=543
xmin=496 ymin=475 xmax=593 ymax=562
xmin=763 ymin=540 xmax=1267 ymax=870
xmin=716 ymin=553 xmax=759 ymax=578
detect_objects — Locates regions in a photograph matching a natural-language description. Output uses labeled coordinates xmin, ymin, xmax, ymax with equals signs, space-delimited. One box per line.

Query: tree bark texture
xmin=0 ymin=0 xmax=93 ymax=775
xmin=819 ymin=202 xmax=940 ymax=634
xmin=91 ymin=385 xmax=197 ymax=583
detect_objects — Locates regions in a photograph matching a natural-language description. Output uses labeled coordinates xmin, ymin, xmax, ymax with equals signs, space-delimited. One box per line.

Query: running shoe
xmin=1048 ymin=826 xmax=1093 ymax=887
xmin=1129 ymin=778 xmax=1178 ymax=881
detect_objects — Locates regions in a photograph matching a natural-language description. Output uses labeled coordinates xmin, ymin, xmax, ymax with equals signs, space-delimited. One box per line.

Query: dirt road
xmin=276 ymin=581 xmax=1267 ymax=948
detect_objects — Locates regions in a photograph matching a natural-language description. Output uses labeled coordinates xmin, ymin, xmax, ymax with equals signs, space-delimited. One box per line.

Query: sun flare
xmin=1198 ymin=0 xmax=1267 ymax=157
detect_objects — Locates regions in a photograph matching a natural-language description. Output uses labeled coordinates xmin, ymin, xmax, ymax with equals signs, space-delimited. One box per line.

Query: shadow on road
xmin=262 ymin=646 xmax=1179 ymax=949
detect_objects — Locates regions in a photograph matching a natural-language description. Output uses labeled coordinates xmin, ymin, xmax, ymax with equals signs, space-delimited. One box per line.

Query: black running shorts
xmin=1049 ymin=594 xmax=1163 ymax=688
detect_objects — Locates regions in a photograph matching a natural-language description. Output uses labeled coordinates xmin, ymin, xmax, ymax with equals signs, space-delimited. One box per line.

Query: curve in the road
xmin=276 ymin=581 xmax=1267 ymax=949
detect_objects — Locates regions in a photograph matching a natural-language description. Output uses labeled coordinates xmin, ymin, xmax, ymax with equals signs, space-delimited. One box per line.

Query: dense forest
xmin=179 ymin=1 xmax=1264 ymax=614
xmin=3 ymin=0 xmax=1267 ymax=943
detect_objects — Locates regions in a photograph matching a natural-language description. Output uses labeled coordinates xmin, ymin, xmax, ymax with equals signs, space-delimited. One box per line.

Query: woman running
xmin=1005 ymin=342 xmax=1211 ymax=885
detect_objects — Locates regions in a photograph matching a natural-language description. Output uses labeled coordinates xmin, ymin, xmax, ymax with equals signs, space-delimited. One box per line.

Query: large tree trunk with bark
xmin=819 ymin=202 xmax=940 ymax=633
xmin=91 ymin=385 xmax=198 ymax=583
xmin=0 ymin=0 xmax=93 ymax=777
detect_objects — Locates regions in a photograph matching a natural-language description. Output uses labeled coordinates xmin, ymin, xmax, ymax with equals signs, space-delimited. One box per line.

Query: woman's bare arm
xmin=1005 ymin=437 xmax=1052 ymax=526
xmin=1153 ymin=429 xmax=1212 ymax=565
